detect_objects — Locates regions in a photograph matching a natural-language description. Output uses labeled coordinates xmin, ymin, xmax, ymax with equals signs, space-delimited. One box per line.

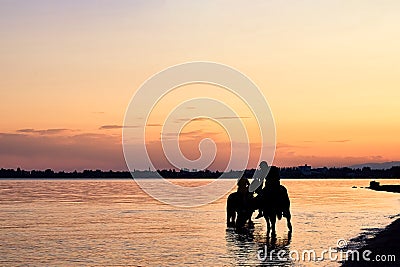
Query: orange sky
xmin=0 ymin=1 xmax=399 ymax=171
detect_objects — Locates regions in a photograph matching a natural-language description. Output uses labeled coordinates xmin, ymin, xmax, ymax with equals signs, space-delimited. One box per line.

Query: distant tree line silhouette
xmin=0 ymin=168 xmax=131 ymax=179
xmin=0 ymin=166 xmax=399 ymax=179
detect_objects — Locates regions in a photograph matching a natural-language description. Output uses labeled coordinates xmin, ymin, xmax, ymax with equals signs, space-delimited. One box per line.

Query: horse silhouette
xmin=260 ymin=181 xmax=292 ymax=235
xmin=226 ymin=166 xmax=292 ymax=235
xmin=226 ymin=191 xmax=255 ymax=229
xmin=257 ymin=166 xmax=292 ymax=235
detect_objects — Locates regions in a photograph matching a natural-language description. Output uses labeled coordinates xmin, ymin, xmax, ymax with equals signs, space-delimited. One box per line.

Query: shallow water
xmin=0 ymin=179 xmax=399 ymax=266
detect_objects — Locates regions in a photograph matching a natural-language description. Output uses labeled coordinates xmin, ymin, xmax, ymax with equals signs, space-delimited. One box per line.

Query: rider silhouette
xmin=250 ymin=161 xmax=270 ymax=219
xmin=237 ymin=176 xmax=250 ymax=194
xmin=261 ymin=166 xmax=292 ymax=231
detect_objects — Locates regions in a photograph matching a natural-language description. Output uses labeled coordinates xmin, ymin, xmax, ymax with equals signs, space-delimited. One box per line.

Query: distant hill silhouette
xmin=349 ymin=161 xmax=400 ymax=170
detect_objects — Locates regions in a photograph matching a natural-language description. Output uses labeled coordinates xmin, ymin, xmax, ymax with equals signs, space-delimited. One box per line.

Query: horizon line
xmin=2 ymin=163 xmax=400 ymax=173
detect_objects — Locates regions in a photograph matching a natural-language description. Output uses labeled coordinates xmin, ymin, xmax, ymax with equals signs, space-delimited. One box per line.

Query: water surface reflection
xmin=226 ymin=225 xmax=293 ymax=266
xmin=0 ymin=179 xmax=399 ymax=266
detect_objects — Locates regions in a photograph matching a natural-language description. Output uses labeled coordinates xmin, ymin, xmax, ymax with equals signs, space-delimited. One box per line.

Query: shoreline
xmin=1 ymin=166 xmax=400 ymax=179
xmin=0 ymin=177 xmax=399 ymax=180
xmin=341 ymin=218 xmax=400 ymax=266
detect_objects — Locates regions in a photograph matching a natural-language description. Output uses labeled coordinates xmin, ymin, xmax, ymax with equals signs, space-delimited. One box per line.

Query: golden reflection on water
xmin=166 ymin=178 xmax=215 ymax=187
xmin=0 ymin=179 xmax=399 ymax=266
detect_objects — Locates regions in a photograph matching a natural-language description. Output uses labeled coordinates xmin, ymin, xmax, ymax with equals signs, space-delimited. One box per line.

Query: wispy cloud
xmin=276 ymin=143 xmax=302 ymax=149
xmin=181 ymin=130 xmax=221 ymax=137
xmin=99 ymin=125 xmax=139 ymax=130
xmin=216 ymin=116 xmax=251 ymax=120
xmin=163 ymin=129 xmax=222 ymax=138
xmin=174 ymin=116 xmax=250 ymax=123
xmin=16 ymin=128 xmax=70 ymax=135
xmin=328 ymin=139 xmax=351 ymax=143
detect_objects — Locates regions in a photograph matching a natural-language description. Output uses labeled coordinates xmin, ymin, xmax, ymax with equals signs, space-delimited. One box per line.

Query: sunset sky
xmin=1 ymin=1 xmax=399 ymax=171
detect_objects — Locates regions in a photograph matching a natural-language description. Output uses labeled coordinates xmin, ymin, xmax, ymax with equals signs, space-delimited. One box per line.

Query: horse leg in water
xmin=236 ymin=204 xmax=253 ymax=229
xmin=226 ymin=193 xmax=237 ymax=227
xmin=235 ymin=211 xmax=248 ymax=229
xmin=269 ymin=215 xmax=277 ymax=236
xmin=247 ymin=211 xmax=254 ymax=228
xmin=227 ymin=210 xmax=236 ymax=227
xmin=266 ymin=216 xmax=271 ymax=234
xmin=285 ymin=211 xmax=293 ymax=232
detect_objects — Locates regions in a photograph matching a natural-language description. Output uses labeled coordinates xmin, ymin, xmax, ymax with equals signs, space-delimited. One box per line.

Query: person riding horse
xmin=226 ymin=177 xmax=255 ymax=228
xmin=250 ymin=161 xmax=270 ymax=219
xmin=260 ymin=166 xmax=292 ymax=234
xmin=226 ymin=162 xmax=292 ymax=234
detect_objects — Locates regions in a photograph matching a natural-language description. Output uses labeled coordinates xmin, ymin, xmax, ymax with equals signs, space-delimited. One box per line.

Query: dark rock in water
xmin=369 ymin=180 xmax=380 ymax=189
xmin=368 ymin=180 xmax=400 ymax=193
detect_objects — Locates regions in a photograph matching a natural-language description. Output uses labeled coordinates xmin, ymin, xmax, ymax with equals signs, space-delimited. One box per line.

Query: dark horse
xmin=260 ymin=183 xmax=292 ymax=236
xmin=226 ymin=188 xmax=292 ymax=234
xmin=253 ymin=165 xmax=292 ymax=235
xmin=227 ymin=165 xmax=292 ymax=235
xmin=226 ymin=191 xmax=255 ymax=229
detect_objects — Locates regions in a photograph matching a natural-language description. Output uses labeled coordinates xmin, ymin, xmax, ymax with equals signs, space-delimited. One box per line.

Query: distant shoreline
xmin=1 ymin=166 xmax=400 ymax=179
xmin=1 ymin=177 xmax=400 ymax=181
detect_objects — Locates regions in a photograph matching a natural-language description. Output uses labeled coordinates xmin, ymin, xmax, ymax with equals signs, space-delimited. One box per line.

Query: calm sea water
xmin=0 ymin=179 xmax=399 ymax=266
